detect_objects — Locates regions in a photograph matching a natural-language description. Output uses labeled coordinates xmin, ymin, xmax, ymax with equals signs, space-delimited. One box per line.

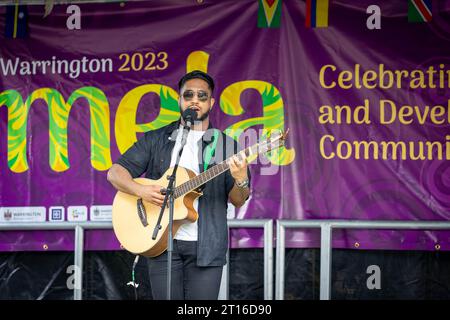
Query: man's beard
xmin=183 ymin=108 xmax=210 ymax=122
xmin=197 ymin=108 xmax=210 ymax=121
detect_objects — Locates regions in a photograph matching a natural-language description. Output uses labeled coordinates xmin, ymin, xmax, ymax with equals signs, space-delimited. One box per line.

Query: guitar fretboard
xmin=173 ymin=147 xmax=251 ymax=199
xmin=172 ymin=133 xmax=284 ymax=198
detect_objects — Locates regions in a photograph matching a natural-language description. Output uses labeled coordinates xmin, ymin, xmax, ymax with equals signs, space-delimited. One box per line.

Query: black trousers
xmin=147 ymin=240 xmax=223 ymax=300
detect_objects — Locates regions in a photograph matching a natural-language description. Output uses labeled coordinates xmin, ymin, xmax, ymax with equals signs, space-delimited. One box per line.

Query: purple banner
xmin=0 ymin=0 xmax=449 ymax=252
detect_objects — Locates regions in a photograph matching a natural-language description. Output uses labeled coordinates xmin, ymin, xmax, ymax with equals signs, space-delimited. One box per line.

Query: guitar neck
xmin=174 ymin=147 xmax=252 ymax=199
xmin=173 ymin=130 xmax=286 ymax=199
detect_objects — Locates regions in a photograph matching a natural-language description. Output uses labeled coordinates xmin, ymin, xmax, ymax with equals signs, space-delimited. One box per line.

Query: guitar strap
xmin=203 ymin=129 xmax=220 ymax=172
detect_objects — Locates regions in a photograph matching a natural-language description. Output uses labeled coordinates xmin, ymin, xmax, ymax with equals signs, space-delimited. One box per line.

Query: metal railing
xmin=0 ymin=219 xmax=274 ymax=300
xmin=2 ymin=219 xmax=450 ymax=300
xmin=218 ymin=219 xmax=273 ymax=300
xmin=0 ymin=221 xmax=112 ymax=300
xmin=275 ymin=220 xmax=450 ymax=300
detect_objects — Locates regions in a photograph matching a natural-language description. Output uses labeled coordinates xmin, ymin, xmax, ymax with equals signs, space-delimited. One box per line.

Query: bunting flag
xmin=5 ymin=4 xmax=28 ymax=38
xmin=305 ymin=0 xmax=329 ymax=28
xmin=408 ymin=0 xmax=432 ymax=22
xmin=44 ymin=0 xmax=55 ymax=18
xmin=257 ymin=0 xmax=282 ymax=28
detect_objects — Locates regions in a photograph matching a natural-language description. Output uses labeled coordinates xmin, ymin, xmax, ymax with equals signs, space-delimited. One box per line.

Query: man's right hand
xmin=138 ymin=185 xmax=166 ymax=207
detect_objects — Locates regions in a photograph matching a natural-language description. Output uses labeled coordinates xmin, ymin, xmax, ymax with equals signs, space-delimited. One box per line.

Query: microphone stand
xmin=152 ymin=121 xmax=191 ymax=300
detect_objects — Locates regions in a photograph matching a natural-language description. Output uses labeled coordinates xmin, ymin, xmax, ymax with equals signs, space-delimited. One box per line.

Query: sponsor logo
xmin=4 ymin=210 xmax=12 ymax=221
xmin=67 ymin=206 xmax=88 ymax=222
xmin=90 ymin=205 xmax=112 ymax=221
xmin=0 ymin=207 xmax=46 ymax=222
xmin=49 ymin=206 xmax=65 ymax=221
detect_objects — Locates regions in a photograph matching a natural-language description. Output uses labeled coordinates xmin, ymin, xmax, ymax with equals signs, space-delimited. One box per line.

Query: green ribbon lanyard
xmin=203 ymin=129 xmax=220 ymax=172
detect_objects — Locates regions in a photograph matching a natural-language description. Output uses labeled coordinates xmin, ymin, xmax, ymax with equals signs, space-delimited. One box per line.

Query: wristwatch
xmin=235 ymin=178 xmax=249 ymax=189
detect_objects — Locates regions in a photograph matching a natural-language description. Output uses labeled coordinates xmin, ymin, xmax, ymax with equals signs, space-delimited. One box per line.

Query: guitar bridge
xmin=137 ymin=198 xmax=149 ymax=227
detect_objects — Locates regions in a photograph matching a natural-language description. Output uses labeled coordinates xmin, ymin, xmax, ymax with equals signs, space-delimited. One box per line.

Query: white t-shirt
xmin=169 ymin=125 xmax=205 ymax=241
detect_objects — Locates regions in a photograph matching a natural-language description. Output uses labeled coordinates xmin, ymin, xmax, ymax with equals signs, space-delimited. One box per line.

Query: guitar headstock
xmin=258 ymin=128 xmax=289 ymax=154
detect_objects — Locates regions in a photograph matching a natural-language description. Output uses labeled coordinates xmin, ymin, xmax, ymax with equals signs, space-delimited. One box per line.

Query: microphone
xmin=179 ymin=108 xmax=198 ymax=149
xmin=182 ymin=108 xmax=198 ymax=128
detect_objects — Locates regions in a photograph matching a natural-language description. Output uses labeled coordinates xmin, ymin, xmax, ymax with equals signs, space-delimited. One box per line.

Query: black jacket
xmin=116 ymin=120 xmax=250 ymax=266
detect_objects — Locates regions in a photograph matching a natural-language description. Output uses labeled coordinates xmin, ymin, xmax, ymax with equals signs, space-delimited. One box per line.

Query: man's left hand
xmin=229 ymin=154 xmax=248 ymax=183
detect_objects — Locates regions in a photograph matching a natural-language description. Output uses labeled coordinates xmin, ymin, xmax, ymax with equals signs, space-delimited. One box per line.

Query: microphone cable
xmin=127 ymin=255 xmax=140 ymax=300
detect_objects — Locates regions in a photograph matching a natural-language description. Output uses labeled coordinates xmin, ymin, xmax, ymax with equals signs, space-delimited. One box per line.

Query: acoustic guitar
xmin=112 ymin=130 xmax=288 ymax=257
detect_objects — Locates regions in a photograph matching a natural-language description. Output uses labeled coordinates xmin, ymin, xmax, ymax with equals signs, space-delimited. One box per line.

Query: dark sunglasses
xmin=182 ymin=90 xmax=209 ymax=102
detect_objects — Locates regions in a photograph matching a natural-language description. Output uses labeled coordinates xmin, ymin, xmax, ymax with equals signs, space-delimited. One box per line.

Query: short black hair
xmin=178 ymin=70 xmax=215 ymax=92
